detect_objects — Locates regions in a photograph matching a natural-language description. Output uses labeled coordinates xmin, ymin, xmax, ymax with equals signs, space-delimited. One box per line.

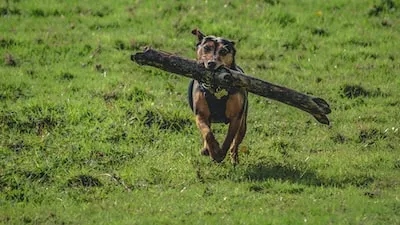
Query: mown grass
xmin=1 ymin=0 xmax=400 ymax=224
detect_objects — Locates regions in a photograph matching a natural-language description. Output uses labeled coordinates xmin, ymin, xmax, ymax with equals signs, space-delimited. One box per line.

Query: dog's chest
xmin=203 ymin=89 xmax=230 ymax=123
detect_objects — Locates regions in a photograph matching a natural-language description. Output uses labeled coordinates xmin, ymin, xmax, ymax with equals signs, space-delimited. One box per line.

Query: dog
xmin=188 ymin=28 xmax=248 ymax=164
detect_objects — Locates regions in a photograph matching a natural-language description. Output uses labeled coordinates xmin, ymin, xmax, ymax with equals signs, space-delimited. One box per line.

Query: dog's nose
xmin=207 ymin=61 xmax=217 ymax=70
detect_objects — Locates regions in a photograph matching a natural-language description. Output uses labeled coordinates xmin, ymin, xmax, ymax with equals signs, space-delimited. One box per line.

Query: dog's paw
xmin=212 ymin=154 xmax=225 ymax=163
xmin=200 ymin=148 xmax=209 ymax=156
xmin=211 ymin=148 xmax=226 ymax=163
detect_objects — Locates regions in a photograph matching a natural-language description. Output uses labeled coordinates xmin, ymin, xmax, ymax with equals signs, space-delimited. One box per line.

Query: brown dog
xmin=188 ymin=29 xmax=248 ymax=164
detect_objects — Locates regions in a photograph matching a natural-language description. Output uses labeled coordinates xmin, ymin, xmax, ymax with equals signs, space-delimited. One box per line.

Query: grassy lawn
xmin=1 ymin=0 xmax=399 ymax=224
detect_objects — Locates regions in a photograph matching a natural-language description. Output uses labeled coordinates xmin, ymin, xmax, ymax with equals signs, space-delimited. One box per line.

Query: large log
xmin=131 ymin=48 xmax=331 ymax=125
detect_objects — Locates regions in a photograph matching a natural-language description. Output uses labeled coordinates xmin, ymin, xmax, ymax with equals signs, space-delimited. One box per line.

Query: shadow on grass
xmin=244 ymin=163 xmax=374 ymax=188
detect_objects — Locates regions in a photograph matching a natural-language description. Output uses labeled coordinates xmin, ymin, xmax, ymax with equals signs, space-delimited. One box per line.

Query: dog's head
xmin=192 ymin=28 xmax=236 ymax=71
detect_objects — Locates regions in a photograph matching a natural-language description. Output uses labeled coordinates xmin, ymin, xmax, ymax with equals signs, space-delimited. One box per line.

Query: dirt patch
xmin=341 ymin=84 xmax=387 ymax=99
xmin=67 ymin=175 xmax=102 ymax=187
xmin=59 ymin=72 xmax=75 ymax=81
xmin=0 ymin=7 xmax=21 ymax=16
xmin=282 ymin=37 xmax=303 ymax=50
xmin=114 ymin=40 xmax=126 ymax=50
xmin=31 ymin=9 xmax=47 ymax=17
xmin=4 ymin=53 xmax=17 ymax=66
xmin=312 ymin=28 xmax=329 ymax=36
xmin=341 ymin=85 xmax=369 ymax=98
xmin=7 ymin=140 xmax=30 ymax=153
xmin=368 ymin=0 xmax=396 ymax=17
xmin=103 ymin=91 xmax=119 ymax=102
xmin=331 ymin=133 xmax=348 ymax=144
xmin=102 ymin=87 xmax=154 ymax=104
xmin=24 ymin=170 xmax=51 ymax=183
xmin=0 ymin=38 xmax=17 ymax=48
xmin=358 ymin=128 xmax=386 ymax=143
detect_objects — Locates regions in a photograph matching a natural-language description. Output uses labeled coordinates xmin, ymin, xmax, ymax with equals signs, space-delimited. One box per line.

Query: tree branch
xmin=131 ymin=48 xmax=331 ymax=125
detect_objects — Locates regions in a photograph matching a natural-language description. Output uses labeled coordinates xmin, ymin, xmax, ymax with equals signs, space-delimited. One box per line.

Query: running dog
xmin=188 ymin=28 xmax=248 ymax=164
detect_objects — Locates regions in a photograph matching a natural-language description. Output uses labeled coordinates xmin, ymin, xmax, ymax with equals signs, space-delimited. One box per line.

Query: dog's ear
xmin=191 ymin=28 xmax=206 ymax=42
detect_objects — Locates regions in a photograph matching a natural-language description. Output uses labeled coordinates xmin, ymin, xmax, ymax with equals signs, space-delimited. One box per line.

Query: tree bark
xmin=131 ymin=48 xmax=331 ymax=125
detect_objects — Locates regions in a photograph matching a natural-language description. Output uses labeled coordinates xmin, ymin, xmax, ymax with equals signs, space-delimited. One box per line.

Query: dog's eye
xmin=203 ymin=45 xmax=212 ymax=52
xmin=219 ymin=48 xmax=229 ymax=56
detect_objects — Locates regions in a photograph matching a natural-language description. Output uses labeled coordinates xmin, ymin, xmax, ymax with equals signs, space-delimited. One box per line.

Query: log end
xmin=131 ymin=47 xmax=152 ymax=64
xmin=130 ymin=53 xmax=138 ymax=62
xmin=312 ymin=114 xmax=330 ymax=125
xmin=312 ymin=97 xmax=331 ymax=114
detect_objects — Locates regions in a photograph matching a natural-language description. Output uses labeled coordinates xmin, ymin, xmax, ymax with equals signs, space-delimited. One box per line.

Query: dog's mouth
xmin=204 ymin=62 xmax=223 ymax=71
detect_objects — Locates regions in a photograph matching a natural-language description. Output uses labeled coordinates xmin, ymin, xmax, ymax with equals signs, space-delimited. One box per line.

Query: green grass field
xmin=1 ymin=0 xmax=400 ymax=224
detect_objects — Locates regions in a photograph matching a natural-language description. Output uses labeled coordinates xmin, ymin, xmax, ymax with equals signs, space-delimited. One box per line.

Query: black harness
xmin=188 ymin=67 xmax=247 ymax=124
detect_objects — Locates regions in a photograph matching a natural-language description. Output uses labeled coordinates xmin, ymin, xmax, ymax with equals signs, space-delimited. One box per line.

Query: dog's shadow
xmin=242 ymin=162 xmax=374 ymax=188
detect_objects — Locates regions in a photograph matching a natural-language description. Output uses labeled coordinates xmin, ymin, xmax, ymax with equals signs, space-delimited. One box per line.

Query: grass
xmin=1 ymin=0 xmax=400 ymax=224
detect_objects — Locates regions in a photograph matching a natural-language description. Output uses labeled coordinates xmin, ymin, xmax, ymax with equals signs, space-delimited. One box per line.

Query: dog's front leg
xmin=193 ymin=89 xmax=224 ymax=162
xmin=221 ymin=92 xmax=245 ymax=163
xmin=229 ymin=117 xmax=246 ymax=165
xmin=221 ymin=116 xmax=241 ymax=160
xmin=195 ymin=114 xmax=223 ymax=162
